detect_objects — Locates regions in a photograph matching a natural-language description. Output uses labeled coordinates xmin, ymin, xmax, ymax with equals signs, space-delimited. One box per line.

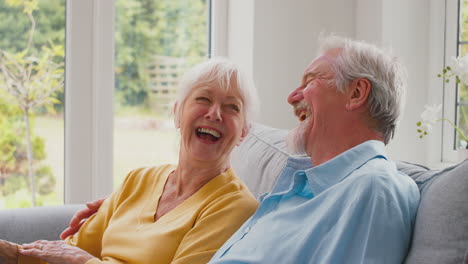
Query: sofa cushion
xmin=231 ymin=123 xmax=290 ymax=198
xmin=0 ymin=204 xmax=84 ymax=244
xmin=404 ymin=160 xmax=468 ymax=264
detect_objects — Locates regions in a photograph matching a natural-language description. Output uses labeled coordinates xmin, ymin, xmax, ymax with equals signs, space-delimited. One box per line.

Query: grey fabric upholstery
xmin=1 ymin=123 xmax=467 ymax=264
xmin=0 ymin=204 xmax=84 ymax=244
xmin=403 ymin=160 xmax=468 ymax=264
xmin=231 ymin=123 xmax=290 ymax=198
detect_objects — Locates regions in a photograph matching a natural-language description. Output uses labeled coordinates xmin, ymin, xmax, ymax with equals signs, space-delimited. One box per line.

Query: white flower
xmin=460 ymin=139 xmax=468 ymax=149
xmin=420 ymin=104 xmax=442 ymax=132
xmin=420 ymin=62 xmax=468 ymax=146
xmin=449 ymin=55 xmax=468 ymax=85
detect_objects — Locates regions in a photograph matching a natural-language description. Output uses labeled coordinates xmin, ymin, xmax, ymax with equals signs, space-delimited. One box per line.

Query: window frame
xmin=65 ymin=0 xmax=114 ymax=203
xmin=65 ymin=0 xmax=225 ymax=203
xmin=441 ymin=0 xmax=462 ymax=164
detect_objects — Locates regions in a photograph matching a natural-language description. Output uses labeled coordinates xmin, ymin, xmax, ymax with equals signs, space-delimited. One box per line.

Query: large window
xmin=0 ymin=0 xmax=65 ymax=208
xmin=113 ymin=0 xmax=209 ymax=187
xmin=433 ymin=0 xmax=468 ymax=164
xmin=456 ymin=0 xmax=468 ymax=147
xmin=1 ymin=0 xmax=219 ymax=207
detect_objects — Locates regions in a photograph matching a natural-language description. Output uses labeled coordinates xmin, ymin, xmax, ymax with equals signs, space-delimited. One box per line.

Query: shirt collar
xmin=285 ymin=155 xmax=313 ymax=170
xmin=304 ymin=140 xmax=387 ymax=196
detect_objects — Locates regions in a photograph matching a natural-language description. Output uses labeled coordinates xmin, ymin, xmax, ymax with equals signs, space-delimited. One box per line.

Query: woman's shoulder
xmin=202 ymin=169 xmax=258 ymax=209
xmin=204 ymin=168 xmax=253 ymax=195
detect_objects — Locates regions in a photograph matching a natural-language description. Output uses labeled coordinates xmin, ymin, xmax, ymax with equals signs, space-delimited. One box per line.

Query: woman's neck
xmin=171 ymin=159 xmax=229 ymax=197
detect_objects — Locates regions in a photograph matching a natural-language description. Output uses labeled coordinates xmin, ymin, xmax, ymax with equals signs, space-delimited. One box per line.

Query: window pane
xmin=114 ymin=0 xmax=209 ymax=187
xmin=0 ymin=0 xmax=65 ymax=208
xmin=457 ymin=77 xmax=468 ymax=146
xmin=460 ymin=0 xmax=468 ymax=41
xmin=457 ymin=104 xmax=468 ymax=146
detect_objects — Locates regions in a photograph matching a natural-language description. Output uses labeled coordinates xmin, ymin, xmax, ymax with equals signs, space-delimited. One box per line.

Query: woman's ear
xmin=345 ymin=78 xmax=371 ymax=111
xmin=237 ymin=123 xmax=251 ymax=146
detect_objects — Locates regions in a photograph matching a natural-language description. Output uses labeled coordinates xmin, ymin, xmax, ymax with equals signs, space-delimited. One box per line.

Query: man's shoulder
xmin=346 ymin=158 xmax=419 ymax=196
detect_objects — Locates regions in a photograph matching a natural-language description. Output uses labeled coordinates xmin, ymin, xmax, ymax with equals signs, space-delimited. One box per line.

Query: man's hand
xmin=0 ymin=239 xmax=19 ymax=264
xmin=60 ymin=198 xmax=106 ymax=240
xmin=20 ymin=240 xmax=94 ymax=264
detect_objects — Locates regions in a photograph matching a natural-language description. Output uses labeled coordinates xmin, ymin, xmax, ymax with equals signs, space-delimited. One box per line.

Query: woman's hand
xmin=19 ymin=240 xmax=94 ymax=264
xmin=0 ymin=239 xmax=18 ymax=264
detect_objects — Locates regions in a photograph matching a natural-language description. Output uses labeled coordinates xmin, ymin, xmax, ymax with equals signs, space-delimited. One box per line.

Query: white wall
xmin=228 ymin=0 xmax=356 ymax=129
xmin=226 ymin=0 xmax=443 ymax=166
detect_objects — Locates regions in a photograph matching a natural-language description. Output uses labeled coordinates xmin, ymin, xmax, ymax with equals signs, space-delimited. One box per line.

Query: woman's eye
xmin=228 ymin=104 xmax=240 ymax=113
xmin=195 ymin=97 xmax=210 ymax=102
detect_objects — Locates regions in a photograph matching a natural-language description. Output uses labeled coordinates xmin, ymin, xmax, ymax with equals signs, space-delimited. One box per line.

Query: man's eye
xmin=304 ymin=78 xmax=314 ymax=86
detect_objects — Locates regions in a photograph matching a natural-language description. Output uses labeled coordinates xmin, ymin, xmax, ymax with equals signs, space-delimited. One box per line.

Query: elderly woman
xmin=0 ymin=58 xmax=259 ymax=264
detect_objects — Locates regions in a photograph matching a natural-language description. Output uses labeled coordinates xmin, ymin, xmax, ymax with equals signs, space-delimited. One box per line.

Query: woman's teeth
xmin=197 ymin=127 xmax=221 ymax=138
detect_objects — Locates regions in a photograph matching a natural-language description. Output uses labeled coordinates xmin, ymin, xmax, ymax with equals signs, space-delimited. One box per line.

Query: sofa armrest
xmin=0 ymin=204 xmax=84 ymax=244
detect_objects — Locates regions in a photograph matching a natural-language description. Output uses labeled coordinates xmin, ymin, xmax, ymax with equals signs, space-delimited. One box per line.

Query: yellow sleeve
xmin=65 ymin=169 xmax=140 ymax=259
xmin=18 ymin=169 xmax=140 ymax=264
xmin=171 ymin=193 xmax=258 ymax=264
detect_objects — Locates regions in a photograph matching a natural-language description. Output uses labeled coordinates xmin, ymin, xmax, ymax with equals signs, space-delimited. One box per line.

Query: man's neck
xmin=308 ymin=129 xmax=384 ymax=167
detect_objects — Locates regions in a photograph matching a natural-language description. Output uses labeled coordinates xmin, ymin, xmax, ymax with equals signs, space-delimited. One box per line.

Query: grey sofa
xmin=1 ymin=123 xmax=468 ymax=264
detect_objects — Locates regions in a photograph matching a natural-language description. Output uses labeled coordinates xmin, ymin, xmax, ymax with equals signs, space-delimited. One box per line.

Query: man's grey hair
xmin=318 ymin=35 xmax=407 ymax=144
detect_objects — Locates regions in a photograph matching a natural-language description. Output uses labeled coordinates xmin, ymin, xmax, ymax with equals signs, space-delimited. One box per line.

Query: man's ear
xmin=346 ymin=78 xmax=371 ymax=111
xmin=237 ymin=123 xmax=251 ymax=146
xmin=173 ymin=102 xmax=180 ymax=129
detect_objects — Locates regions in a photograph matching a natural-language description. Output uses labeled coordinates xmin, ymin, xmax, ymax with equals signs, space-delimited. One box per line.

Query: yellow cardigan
xmin=19 ymin=164 xmax=258 ymax=264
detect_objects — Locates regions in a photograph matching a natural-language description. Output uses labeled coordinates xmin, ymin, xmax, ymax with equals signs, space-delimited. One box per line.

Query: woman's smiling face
xmin=176 ymin=82 xmax=248 ymax=165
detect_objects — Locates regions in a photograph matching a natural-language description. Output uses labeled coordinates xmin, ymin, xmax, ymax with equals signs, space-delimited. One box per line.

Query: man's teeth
xmin=197 ymin=127 xmax=221 ymax=138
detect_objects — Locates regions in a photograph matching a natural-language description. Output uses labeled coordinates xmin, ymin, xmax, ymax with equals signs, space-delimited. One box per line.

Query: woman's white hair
xmin=174 ymin=57 xmax=259 ymax=127
xmin=318 ymin=35 xmax=407 ymax=144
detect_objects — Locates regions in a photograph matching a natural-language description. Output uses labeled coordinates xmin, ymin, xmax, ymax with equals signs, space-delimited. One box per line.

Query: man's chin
xmin=285 ymin=120 xmax=309 ymax=156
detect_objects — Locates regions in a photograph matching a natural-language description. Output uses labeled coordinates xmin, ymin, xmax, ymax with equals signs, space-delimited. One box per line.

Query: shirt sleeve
xmin=171 ymin=192 xmax=258 ymax=264
xmin=313 ymin=174 xmax=417 ymax=264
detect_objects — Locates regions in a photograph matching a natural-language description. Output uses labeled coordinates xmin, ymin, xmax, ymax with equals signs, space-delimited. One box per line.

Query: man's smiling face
xmin=286 ymin=49 xmax=349 ymax=156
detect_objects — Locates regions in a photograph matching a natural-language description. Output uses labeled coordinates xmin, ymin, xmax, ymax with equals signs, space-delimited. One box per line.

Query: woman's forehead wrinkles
xmin=192 ymin=86 xmax=243 ymax=103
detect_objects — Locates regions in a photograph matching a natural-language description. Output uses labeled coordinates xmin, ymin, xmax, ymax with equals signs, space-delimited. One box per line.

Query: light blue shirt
xmin=210 ymin=140 xmax=420 ymax=264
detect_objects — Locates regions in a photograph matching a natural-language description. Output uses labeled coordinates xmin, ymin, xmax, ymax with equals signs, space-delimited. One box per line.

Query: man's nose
xmin=287 ymin=87 xmax=304 ymax=105
xmin=204 ymin=104 xmax=222 ymax=122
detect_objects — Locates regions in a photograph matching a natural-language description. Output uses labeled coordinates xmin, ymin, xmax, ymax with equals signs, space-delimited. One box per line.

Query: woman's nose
xmin=204 ymin=105 xmax=222 ymax=122
xmin=287 ymin=86 xmax=304 ymax=106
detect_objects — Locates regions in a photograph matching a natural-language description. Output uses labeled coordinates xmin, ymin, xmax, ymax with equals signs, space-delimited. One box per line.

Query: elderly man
xmin=62 ymin=35 xmax=420 ymax=263
xmin=208 ymin=35 xmax=419 ymax=263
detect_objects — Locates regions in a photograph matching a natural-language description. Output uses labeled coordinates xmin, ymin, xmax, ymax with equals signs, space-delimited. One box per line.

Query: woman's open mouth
xmin=196 ymin=127 xmax=222 ymax=143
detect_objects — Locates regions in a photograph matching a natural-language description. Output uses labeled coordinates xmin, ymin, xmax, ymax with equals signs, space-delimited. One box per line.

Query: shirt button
xmin=244 ymin=226 xmax=251 ymax=232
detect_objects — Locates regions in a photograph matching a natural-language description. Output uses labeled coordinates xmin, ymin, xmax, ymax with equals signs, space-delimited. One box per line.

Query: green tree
xmin=0 ymin=0 xmax=64 ymax=206
xmin=0 ymin=0 xmax=65 ymax=53
xmin=115 ymin=0 xmax=208 ymax=109
xmin=0 ymin=0 xmax=65 ymax=111
xmin=0 ymin=89 xmax=54 ymax=202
